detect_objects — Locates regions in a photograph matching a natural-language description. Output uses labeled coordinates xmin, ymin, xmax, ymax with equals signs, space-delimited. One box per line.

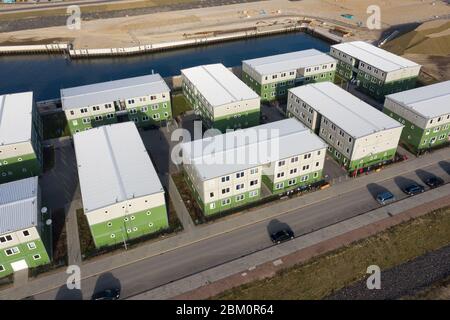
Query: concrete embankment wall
xmin=0 ymin=24 xmax=342 ymax=58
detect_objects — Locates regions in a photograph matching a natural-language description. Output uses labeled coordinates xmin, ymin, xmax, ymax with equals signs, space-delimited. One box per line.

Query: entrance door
xmin=11 ymin=259 xmax=28 ymax=272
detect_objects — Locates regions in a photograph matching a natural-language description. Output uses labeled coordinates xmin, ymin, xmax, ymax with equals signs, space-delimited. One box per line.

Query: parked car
xmin=270 ymin=228 xmax=294 ymax=244
xmin=425 ymin=176 xmax=444 ymax=188
xmin=402 ymin=183 xmax=425 ymax=196
xmin=376 ymin=191 xmax=395 ymax=205
xmin=91 ymin=288 xmax=120 ymax=300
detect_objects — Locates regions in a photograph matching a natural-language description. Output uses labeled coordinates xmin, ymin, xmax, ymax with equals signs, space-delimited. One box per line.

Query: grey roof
xmin=181 ymin=63 xmax=259 ymax=107
xmin=289 ymin=82 xmax=403 ymax=138
xmin=243 ymin=49 xmax=336 ymax=76
xmin=182 ymin=118 xmax=327 ymax=181
xmin=0 ymin=177 xmax=39 ymax=235
xmin=73 ymin=122 xmax=164 ymax=213
xmin=331 ymin=41 xmax=419 ymax=72
xmin=0 ymin=92 xmax=33 ymax=146
xmin=61 ymin=74 xmax=170 ymax=110
xmin=386 ymin=80 xmax=450 ymax=119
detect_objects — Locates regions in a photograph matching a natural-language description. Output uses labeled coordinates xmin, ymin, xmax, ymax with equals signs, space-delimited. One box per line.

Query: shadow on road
xmin=439 ymin=161 xmax=450 ymax=175
xmin=267 ymin=219 xmax=292 ymax=236
xmin=55 ymin=284 xmax=83 ymax=300
xmin=415 ymin=169 xmax=435 ymax=184
xmin=394 ymin=176 xmax=418 ymax=190
xmin=92 ymin=272 xmax=121 ymax=298
xmin=366 ymin=183 xmax=391 ymax=200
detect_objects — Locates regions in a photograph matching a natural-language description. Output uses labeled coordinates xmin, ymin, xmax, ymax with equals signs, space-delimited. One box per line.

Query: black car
xmin=425 ymin=176 xmax=444 ymax=188
xmin=402 ymin=183 xmax=425 ymax=195
xmin=270 ymin=228 xmax=294 ymax=244
xmin=91 ymin=288 xmax=120 ymax=300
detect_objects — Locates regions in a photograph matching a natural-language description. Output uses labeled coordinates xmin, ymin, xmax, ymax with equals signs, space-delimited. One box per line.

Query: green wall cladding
xmin=0 ymin=153 xmax=41 ymax=184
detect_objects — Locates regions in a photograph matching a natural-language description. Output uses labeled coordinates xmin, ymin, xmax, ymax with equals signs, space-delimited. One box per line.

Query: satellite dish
xmin=41 ymin=207 xmax=48 ymax=214
xmin=46 ymin=219 xmax=52 ymax=226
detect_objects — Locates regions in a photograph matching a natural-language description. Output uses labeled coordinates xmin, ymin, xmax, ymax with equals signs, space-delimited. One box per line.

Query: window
xmin=250 ymin=168 xmax=259 ymax=174
xmin=82 ymin=118 xmax=90 ymax=124
xmin=301 ymin=175 xmax=309 ymax=182
xmin=33 ymin=254 xmax=41 ymax=260
xmin=27 ymin=242 xmax=36 ymax=250
xmin=151 ymin=104 xmax=159 ymax=110
xmin=221 ymin=187 xmax=230 ymax=194
xmin=141 ymin=106 xmax=148 ymax=112
xmin=221 ymin=198 xmax=231 ymax=206
xmin=304 ymin=153 xmax=311 ymax=159
xmin=302 ymin=165 xmax=310 ymax=171
xmin=0 ymin=265 xmax=4 ymax=272
xmin=275 ymin=182 xmax=284 ymax=190
xmin=249 ymin=190 xmax=258 ymax=198
xmin=236 ymin=183 xmax=244 ymax=190
xmin=290 ymin=168 xmax=298 ymax=175
xmin=236 ymin=194 xmax=245 ymax=202
xmin=210 ymin=192 xmax=214 ymax=198
xmin=152 ymin=113 xmax=161 ymax=120
xmin=291 ymin=156 xmax=299 ymax=163
xmin=221 ymin=176 xmax=230 ymax=183
xmin=250 ymin=180 xmax=258 ymax=186
xmin=288 ymin=179 xmax=296 ymax=186
xmin=111 ymin=234 xmax=116 ymax=239
xmin=5 ymin=247 xmax=20 ymax=256
xmin=210 ymin=203 xmax=216 ymax=210
xmin=278 ymin=160 xmax=286 ymax=167
xmin=0 ymin=235 xmax=13 ymax=243
xmin=277 ymin=172 xmax=285 ymax=178
xmin=236 ymin=172 xmax=245 ymax=178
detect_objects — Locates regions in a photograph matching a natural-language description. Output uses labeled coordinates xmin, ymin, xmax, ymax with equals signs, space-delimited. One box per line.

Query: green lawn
xmin=172 ymin=94 xmax=192 ymax=117
xmin=215 ymin=206 xmax=450 ymax=299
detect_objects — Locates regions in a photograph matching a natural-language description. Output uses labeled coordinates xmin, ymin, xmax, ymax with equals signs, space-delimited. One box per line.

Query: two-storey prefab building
xmin=181 ymin=118 xmax=327 ymax=216
xmin=61 ymin=74 xmax=172 ymax=135
xmin=73 ymin=122 xmax=169 ymax=248
xmin=0 ymin=177 xmax=50 ymax=278
xmin=330 ymin=41 xmax=421 ymax=100
xmin=0 ymin=92 xmax=42 ymax=184
xmin=181 ymin=63 xmax=260 ymax=132
xmin=384 ymin=80 xmax=450 ymax=153
xmin=287 ymin=82 xmax=403 ymax=172
xmin=242 ymin=49 xmax=337 ymax=101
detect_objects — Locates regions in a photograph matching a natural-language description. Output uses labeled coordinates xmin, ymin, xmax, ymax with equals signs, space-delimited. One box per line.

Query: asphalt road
xmin=32 ymin=160 xmax=450 ymax=300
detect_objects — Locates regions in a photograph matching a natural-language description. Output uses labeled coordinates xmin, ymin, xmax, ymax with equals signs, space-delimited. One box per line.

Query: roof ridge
xmin=202 ymin=65 xmax=238 ymax=102
xmin=348 ymin=42 xmax=406 ymax=69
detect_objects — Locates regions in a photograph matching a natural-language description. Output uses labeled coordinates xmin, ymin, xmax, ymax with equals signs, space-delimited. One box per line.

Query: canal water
xmin=0 ymin=32 xmax=330 ymax=101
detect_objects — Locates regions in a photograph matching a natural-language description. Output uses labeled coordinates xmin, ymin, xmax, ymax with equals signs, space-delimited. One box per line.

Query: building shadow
xmin=55 ymin=284 xmax=83 ymax=300
xmin=394 ymin=176 xmax=418 ymax=190
xmin=366 ymin=183 xmax=391 ymax=200
xmin=92 ymin=272 xmax=122 ymax=299
xmin=267 ymin=219 xmax=292 ymax=236
xmin=439 ymin=161 xmax=450 ymax=175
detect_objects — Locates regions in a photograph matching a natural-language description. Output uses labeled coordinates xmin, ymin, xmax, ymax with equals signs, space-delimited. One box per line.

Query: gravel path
xmin=327 ymin=244 xmax=450 ymax=300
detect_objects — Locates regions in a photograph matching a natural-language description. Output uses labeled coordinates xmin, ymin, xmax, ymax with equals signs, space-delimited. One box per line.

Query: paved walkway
xmin=131 ymin=183 xmax=450 ymax=299
xmin=65 ymin=197 xmax=82 ymax=266
xmin=1 ymin=147 xmax=449 ymax=300
xmin=168 ymin=175 xmax=195 ymax=231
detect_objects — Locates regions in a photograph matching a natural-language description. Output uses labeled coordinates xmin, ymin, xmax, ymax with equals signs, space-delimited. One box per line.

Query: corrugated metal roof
xmin=331 ymin=41 xmax=419 ymax=72
xmin=386 ymin=80 xmax=450 ymax=119
xmin=0 ymin=92 xmax=33 ymax=146
xmin=0 ymin=177 xmax=38 ymax=235
xmin=289 ymin=82 xmax=403 ymax=138
xmin=243 ymin=49 xmax=336 ymax=76
xmin=61 ymin=74 xmax=170 ymax=110
xmin=73 ymin=122 xmax=164 ymax=213
xmin=182 ymin=118 xmax=327 ymax=181
xmin=181 ymin=63 xmax=259 ymax=107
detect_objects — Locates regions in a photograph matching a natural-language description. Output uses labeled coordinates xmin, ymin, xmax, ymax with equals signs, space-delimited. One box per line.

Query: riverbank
xmin=2 ymin=0 xmax=448 ymax=50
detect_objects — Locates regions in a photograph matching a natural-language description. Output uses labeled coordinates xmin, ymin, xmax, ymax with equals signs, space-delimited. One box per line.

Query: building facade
xmin=0 ymin=177 xmax=50 ymax=278
xmin=287 ymin=82 xmax=403 ymax=172
xmin=181 ymin=64 xmax=260 ymax=132
xmin=0 ymin=92 xmax=42 ymax=184
xmin=181 ymin=119 xmax=327 ymax=216
xmin=330 ymin=41 xmax=421 ymax=100
xmin=73 ymin=122 xmax=169 ymax=248
xmin=242 ymin=49 xmax=336 ymax=102
xmin=61 ymin=74 xmax=172 ymax=135
xmin=384 ymin=80 xmax=450 ymax=153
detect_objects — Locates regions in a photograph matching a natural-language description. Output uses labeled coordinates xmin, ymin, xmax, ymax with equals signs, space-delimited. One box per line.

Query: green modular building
xmin=0 ymin=92 xmax=42 ymax=184
xmin=181 ymin=118 xmax=327 ymax=216
xmin=61 ymin=74 xmax=172 ymax=135
xmin=242 ymin=49 xmax=337 ymax=102
xmin=330 ymin=41 xmax=421 ymax=100
xmin=384 ymin=80 xmax=450 ymax=153
xmin=287 ymin=82 xmax=404 ymax=173
xmin=181 ymin=63 xmax=261 ymax=132
xmin=0 ymin=177 xmax=51 ymax=278
xmin=73 ymin=122 xmax=169 ymax=248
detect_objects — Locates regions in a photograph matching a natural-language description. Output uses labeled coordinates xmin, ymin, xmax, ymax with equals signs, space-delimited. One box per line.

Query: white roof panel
xmin=332 ymin=41 xmax=419 ymax=72
xmin=0 ymin=177 xmax=38 ymax=234
xmin=289 ymin=82 xmax=403 ymax=138
xmin=61 ymin=74 xmax=170 ymax=110
xmin=243 ymin=49 xmax=336 ymax=76
xmin=0 ymin=92 xmax=33 ymax=145
xmin=73 ymin=122 xmax=164 ymax=213
xmin=386 ymin=80 xmax=450 ymax=119
xmin=181 ymin=63 xmax=259 ymax=107
xmin=182 ymin=118 xmax=327 ymax=181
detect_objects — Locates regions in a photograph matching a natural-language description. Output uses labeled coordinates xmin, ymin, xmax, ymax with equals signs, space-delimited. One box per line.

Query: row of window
xmin=0 ymin=230 xmax=31 ymax=243
xmin=105 ymin=210 xmax=153 ymax=227
xmin=274 ymin=174 xmax=316 ymax=190
xmin=217 ymin=180 xmax=259 ymax=196
xmin=4 ymin=242 xmax=38 ymax=257
xmin=209 ymin=190 xmax=259 ymax=210
xmin=108 ymin=222 xmax=156 ymax=239
xmin=220 ymin=168 xmax=259 ymax=183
